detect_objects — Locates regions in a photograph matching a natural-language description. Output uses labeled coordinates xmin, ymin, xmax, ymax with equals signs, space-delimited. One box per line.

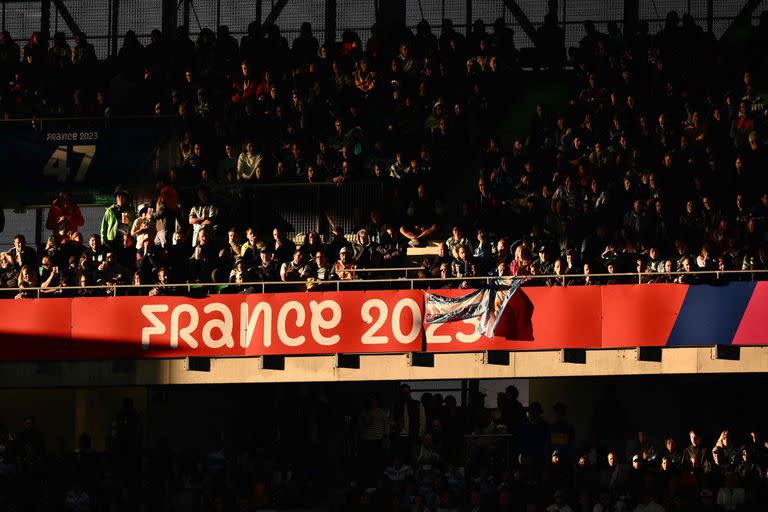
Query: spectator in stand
xmin=510 ymin=244 xmax=533 ymax=276
xmin=131 ymin=205 xmax=157 ymax=249
xmin=0 ymin=252 xmax=19 ymax=287
xmin=270 ymin=227 xmax=296 ymax=264
xmin=254 ymin=247 xmax=278 ymax=281
xmin=280 ymin=249 xmax=307 ymax=282
xmin=237 ymin=140 xmax=263 ymax=182
xmin=46 ymin=191 xmax=84 ymax=244
xmin=8 ymin=234 xmax=38 ymax=270
xmin=188 ymin=227 xmax=217 ymax=282
xmin=333 ymin=246 xmax=357 ymax=280
xmin=100 ymin=189 xmax=133 ymax=249
xmin=400 ymin=184 xmax=441 ymax=247
xmin=352 ymin=229 xmax=379 ymax=270
xmin=188 ymin=186 xmax=219 ymax=246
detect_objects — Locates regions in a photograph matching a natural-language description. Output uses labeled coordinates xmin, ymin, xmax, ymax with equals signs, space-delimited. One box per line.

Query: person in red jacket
xmin=231 ymin=60 xmax=256 ymax=104
xmin=46 ymin=191 xmax=84 ymax=244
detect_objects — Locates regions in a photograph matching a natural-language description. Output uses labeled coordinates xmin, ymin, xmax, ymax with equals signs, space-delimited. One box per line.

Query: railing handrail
xmin=0 ymin=114 xmax=178 ymax=123
xmin=6 ymin=268 xmax=768 ymax=297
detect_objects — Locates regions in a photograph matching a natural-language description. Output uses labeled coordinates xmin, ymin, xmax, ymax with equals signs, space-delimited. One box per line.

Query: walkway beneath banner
xmin=3 ymin=345 xmax=767 ymax=388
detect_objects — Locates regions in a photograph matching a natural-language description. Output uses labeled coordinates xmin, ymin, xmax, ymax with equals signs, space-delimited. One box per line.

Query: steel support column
xmin=466 ymin=0 xmax=472 ymax=37
xmin=51 ymin=0 xmax=82 ymax=35
xmin=110 ymin=0 xmax=119 ymax=57
xmin=161 ymin=0 xmax=177 ymax=38
xmin=501 ymin=0 xmax=536 ymax=42
xmin=725 ymin=0 xmax=762 ymax=34
xmin=183 ymin=0 xmax=190 ymax=31
xmin=707 ymin=0 xmax=714 ymax=33
xmin=264 ymin=0 xmax=289 ymax=27
xmin=40 ymin=0 xmax=51 ymax=48
xmin=325 ymin=0 xmax=336 ymax=46
xmin=624 ymin=0 xmax=639 ymax=40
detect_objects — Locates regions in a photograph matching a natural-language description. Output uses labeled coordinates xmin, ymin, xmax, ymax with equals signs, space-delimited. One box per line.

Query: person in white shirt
xmin=237 ymin=141 xmax=263 ymax=181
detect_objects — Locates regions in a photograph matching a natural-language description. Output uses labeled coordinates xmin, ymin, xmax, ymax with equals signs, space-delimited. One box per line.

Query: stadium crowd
xmin=0 ymin=11 xmax=767 ymax=293
xmin=1 ymin=385 xmax=767 ymax=511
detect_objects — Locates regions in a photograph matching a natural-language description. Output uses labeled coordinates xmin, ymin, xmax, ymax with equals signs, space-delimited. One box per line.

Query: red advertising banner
xmin=70 ymin=291 xmax=424 ymax=359
xmin=0 ymin=283 xmax=766 ymax=361
xmin=0 ymin=298 xmax=71 ymax=360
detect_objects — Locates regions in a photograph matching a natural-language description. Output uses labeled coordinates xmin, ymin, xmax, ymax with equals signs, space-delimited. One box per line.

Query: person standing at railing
xmin=46 ymin=191 xmax=84 ymax=245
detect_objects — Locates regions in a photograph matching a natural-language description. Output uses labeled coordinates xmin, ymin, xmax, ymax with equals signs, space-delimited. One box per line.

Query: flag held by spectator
xmin=425 ymin=278 xmax=525 ymax=338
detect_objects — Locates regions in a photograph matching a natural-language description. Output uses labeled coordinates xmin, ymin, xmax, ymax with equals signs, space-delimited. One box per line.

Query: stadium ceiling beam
xmin=724 ymin=0 xmax=762 ymax=35
xmin=501 ymin=0 xmax=537 ymax=43
xmin=263 ymin=0 xmax=290 ymax=27
xmin=51 ymin=0 xmax=83 ymax=36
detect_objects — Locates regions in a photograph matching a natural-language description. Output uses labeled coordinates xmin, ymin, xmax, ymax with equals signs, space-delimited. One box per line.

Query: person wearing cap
xmin=532 ymin=244 xmax=554 ymax=276
xmin=333 ymin=246 xmax=357 ymax=280
xmin=255 ymin=246 xmax=278 ymax=281
xmin=130 ymin=204 xmax=157 ymax=249
xmin=100 ymin=189 xmax=133 ymax=247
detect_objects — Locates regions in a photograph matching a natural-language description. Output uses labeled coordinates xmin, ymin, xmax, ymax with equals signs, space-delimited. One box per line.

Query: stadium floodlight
xmin=407 ymin=352 xmax=434 ymax=367
xmin=636 ymin=347 xmax=662 ymax=362
xmin=258 ymin=355 xmax=285 ymax=370
xmin=560 ymin=348 xmax=586 ymax=364
xmin=184 ymin=357 xmax=211 ymax=372
xmin=483 ymin=350 xmax=510 ymax=366
xmin=335 ymin=354 xmax=360 ymax=369
xmin=711 ymin=345 xmax=740 ymax=361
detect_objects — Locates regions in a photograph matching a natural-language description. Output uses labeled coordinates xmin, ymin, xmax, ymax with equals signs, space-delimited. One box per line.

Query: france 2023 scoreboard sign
xmin=0 ymin=126 xmax=165 ymax=201
xmin=0 ymin=283 xmax=767 ymax=361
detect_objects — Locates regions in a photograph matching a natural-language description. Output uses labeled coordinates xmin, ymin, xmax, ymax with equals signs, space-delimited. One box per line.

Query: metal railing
xmin=6 ymin=268 xmax=767 ymax=299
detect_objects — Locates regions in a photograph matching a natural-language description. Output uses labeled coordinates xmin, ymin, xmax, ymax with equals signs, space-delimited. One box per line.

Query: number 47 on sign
xmin=43 ymin=145 xmax=96 ymax=183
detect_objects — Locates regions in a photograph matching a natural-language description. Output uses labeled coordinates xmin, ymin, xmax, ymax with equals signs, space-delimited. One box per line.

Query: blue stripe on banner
xmin=666 ymin=282 xmax=756 ymax=347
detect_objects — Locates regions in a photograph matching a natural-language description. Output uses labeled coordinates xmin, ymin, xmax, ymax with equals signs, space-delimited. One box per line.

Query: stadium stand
xmin=0 ymin=7 xmax=767 ymax=295
xmin=1 ymin=2 xmax=768 ymax=509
